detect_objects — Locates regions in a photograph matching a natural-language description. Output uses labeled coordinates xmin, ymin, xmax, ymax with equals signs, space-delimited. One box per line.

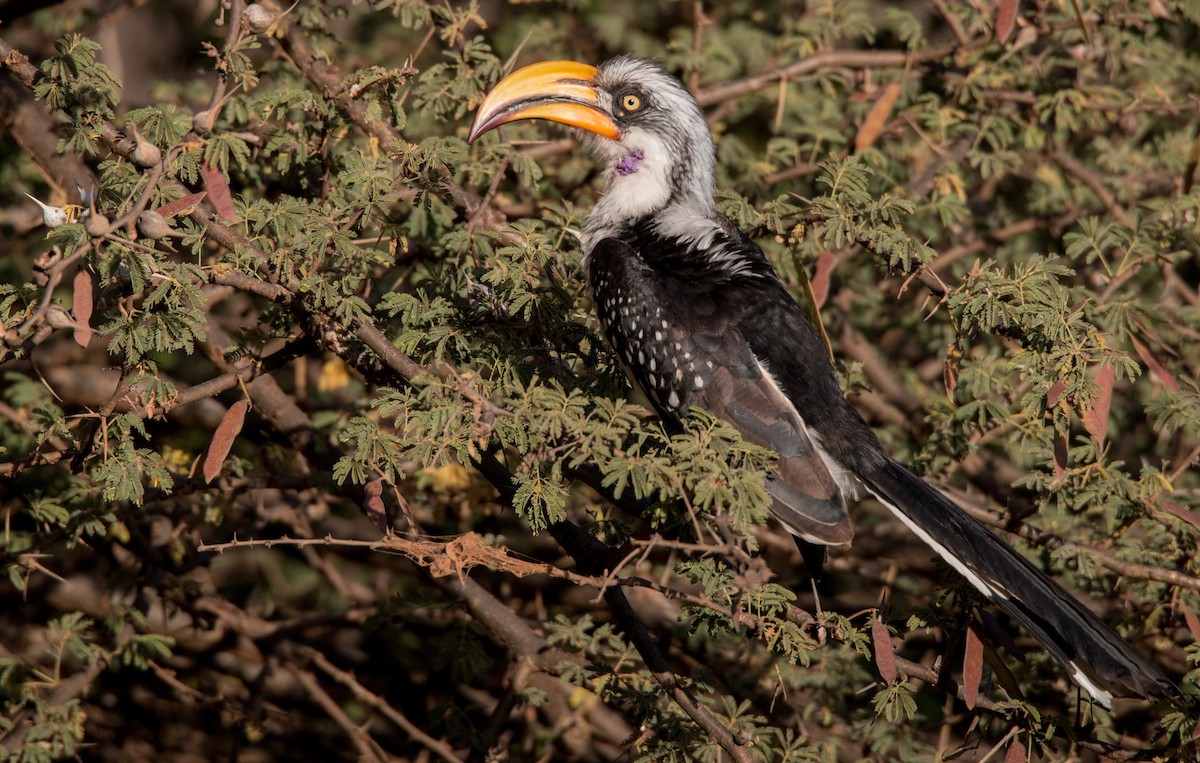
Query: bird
xmin=467 ymin=56 xmax=1178 ymax=707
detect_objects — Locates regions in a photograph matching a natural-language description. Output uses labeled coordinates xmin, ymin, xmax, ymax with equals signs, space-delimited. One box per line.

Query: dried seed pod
xmin=45 ymin=305 xmax=75 ymax=329
xmin=192 ymin=109 xmax=214 ymax=135
xmin=131 ymin=137 xmax=162 ymax=168
xmin=244 ymin=3 xmax=278 ymax=33
xmin=84 ymin=212 xmax=111 ymax=238
xmin=72 ymin=268 xmax=94 ymax=348
xmin=137 ymin=210 xmax=179 ymax=240
xmin=24 ymin=193 xmax=68 ymax=228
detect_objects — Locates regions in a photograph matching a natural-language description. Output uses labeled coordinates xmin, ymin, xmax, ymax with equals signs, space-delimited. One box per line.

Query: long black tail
xmin=859 ymin=458 xmax=1177 ymax=706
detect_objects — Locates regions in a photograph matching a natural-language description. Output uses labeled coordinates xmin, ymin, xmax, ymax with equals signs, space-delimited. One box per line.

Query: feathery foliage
xmin=0 ymin=1 xmax=1197 ymax=760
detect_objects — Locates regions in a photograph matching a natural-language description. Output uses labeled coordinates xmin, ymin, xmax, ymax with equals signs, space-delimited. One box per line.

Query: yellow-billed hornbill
xmin=468 ymin=57 xmax=1178 ymax=706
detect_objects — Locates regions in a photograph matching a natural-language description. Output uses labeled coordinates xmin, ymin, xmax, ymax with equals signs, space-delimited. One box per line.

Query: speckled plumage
xmin=588 ymin=219 xmax=862 ymax=545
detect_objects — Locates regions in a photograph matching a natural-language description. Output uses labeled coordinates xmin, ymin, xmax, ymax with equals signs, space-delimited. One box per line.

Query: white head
xmin=468 ymin=57 xmax=720 ymax=251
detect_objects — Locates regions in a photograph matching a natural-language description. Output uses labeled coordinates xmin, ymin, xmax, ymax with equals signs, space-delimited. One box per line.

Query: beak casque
xmin=467 ymin=60 xmax=620 ymax=143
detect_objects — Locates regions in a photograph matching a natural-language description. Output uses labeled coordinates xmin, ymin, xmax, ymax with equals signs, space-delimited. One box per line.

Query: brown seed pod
xmin=244 ymin=3 xmax=278 ymax=34
xmin=84 ymin=212 xmax=111 ymax=238
xmin=137 ymin=210 xmax=178 ymax=240
xmin=131 ymin=137 xmax=162 ymax=168
xmin=192 ymin=109 xmax=214 ymax=135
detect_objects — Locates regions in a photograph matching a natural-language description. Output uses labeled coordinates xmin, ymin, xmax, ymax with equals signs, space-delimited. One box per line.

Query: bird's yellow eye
xmin=621 ymin=94 xmax=642 ymax=111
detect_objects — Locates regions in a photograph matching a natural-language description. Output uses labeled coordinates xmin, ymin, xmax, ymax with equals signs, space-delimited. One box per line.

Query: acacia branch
xmin=0 ymin=626 xmax=129 ymax=754
xmin=1051 ymin=148 xmax=1135 ymax=228
xmin=548 ymin=520 xmax=755 ymax=763
xmin=276 ymin=21 xmax=484 ymax=217
xmin=695 ymin=43 xmax=966 ymax=107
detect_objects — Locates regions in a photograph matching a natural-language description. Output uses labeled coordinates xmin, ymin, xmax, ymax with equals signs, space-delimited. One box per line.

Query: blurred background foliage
xmin=1 ymin=0 xmax=1198 ymax=760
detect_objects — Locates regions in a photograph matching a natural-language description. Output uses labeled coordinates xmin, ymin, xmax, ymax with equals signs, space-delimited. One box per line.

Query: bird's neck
xmin=584 ymin=197 xmax=771 ymax=285
xmin=583 ymin=168 xmax=717 ymax=255
xmin=581 ymin=123 xmax=718 ymax=253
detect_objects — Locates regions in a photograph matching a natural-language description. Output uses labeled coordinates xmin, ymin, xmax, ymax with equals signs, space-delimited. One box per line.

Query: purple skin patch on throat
xmin=612 ymin=149 xmax=645 ymax=177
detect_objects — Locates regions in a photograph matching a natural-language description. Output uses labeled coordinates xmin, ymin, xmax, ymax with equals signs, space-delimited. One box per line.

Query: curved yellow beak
xmin=468 ymin=60 xmax=620 ymax=143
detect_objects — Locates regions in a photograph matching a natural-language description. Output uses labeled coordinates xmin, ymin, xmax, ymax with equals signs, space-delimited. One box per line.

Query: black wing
xmin=587 ymin=235 xmax=853 ymax=545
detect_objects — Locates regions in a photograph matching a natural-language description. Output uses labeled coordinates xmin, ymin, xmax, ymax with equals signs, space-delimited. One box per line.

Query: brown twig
xmin=298 ymin=646 xmax=464 ymax=763
xmin=687 ymin=1 xmax=711 ymax=95
xmin=291 ymin=668 xmax=390 ymax=762
xmin=1 ymin=626 xmax=129 ymax=754
xmin=549 ymin=520 xmax=754 ymax=762
xmin=1051 ymin=149 xmax=1135 ymax=228
xmin=695 ymin=43 xmax=966 ymax=107
xmin=276 ymin=21 xmax=483 ymax=217
xmin=929 ymin=0 xmax=970 ymax=45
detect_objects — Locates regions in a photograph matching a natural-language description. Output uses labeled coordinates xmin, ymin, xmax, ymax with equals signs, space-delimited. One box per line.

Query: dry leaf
xmin=1053 ymin=429 xmax=1068 ymax=477
xmin=981 ymin=639 xmax=1024 ymax=701
xmin=423 ymin=463 xmax=471 ymax=492
xmin=1159 ymin=499 xmax=1200 ymax=532
xmin=318 ymin=358 xmax=352 ymax=392
xmin=1004 ymin=735 xmax=1026 ymax=763
xmin=155 ymin=191 xmax=208 ymax=219
xmin=1082 ymin=364 xmax=1114 ymax=444
xmin=810 ymin=251 xmax=836 ymax=309
xmin=1130 ymin=334 xmax=1179 ymax=392
xmin=963 ymin=624 xmax=984 ymax=709
xmin=1046 ymin=380 xmax=1067 ymax=409
xmin=204 ymin=399 xmax=250 ymax=484
xmin=72 ymin=269 xmax=93 ymax=348
xmin=996 ymin=0 xmax=1020 ymax=43
xmin=202 ymin=162 xmax=237 ymax=222
xmin=1183 ymin=605 xmax=1200 ymax=643
xmin=944 ymin=342 xmax=962 ymax=397
xmin=871 ymin=612 xmax=897 ymax=683
xmin=854 ymin=82 xmax=902 ymax=151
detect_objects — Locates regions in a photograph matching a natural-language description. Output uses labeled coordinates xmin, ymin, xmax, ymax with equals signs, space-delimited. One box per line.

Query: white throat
xmin=582 ymin=126 xmax=716 ymax=254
